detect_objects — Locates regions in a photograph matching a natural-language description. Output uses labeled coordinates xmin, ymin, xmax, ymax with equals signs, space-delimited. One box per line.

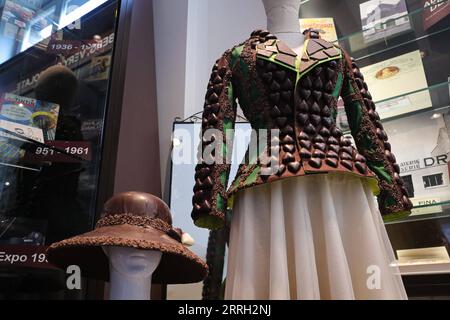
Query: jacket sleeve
xmin=191 ymin=51 xmax=237 ymax=230
xmin=340 ymin=52 xmax=413 ymax=221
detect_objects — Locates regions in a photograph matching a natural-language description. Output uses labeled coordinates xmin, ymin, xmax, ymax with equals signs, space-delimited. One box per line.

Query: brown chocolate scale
xmin=313 ymin=150 xmax=326 ymax=159
xmin=300 ymin=77 xmax=312 ymax=89
xmin=392 ymin=163 xmax=400 ymax=174
xmin=300 ymin=89 xmax=312 ymax=100
xmin=213 ymin=75 xmax=222 ymax=85
xmin=266 ymin=63 xmax=277 ymax=72
xmin=326 ymin=68 xmax=336 ymax=80
xmin=270 ymin=81 xmax=281 ymax=91
xmin=341 ymin=146 xmax=353 ymax=155
xmin=322 ymin=106 xmax=331 ymax=117
xmin=271 ymin=105 xmax=282 ymax=117
xmin=314 ymin=143 xmax=327 ymax=152
xmin=288 ymin=162 xmax=301 ymax=173
xmin=323 ymin=93 xmax=333 ymax=105
xmin=274 ymin=70 xmax=286 ymax=81
xmin=300 ymin=148 xmax=312 ymax=158
xmin=355 ymin=154 xmax=366 ymax=163
xmin=298 ymin=132 xmax=309 ymax=141
xmin=328 ymin=136 xmax=339 ymax=145
xmin=297 ymin=113 xmax=309 ymax=125
xmin=275 ymin=53 xmax=296 ymax=67
xmin=300 ymin=140 xmax=312 ymax=149
xmin=277 ymin=165 xmax=287 ymax=176
xmin=320 ymin=127 xmax=331 ymax=137
xmin=282 ymin=125 xmax=294 ymax=135
xmin=313 ymin=135 xmax=325 ymax=143
xmin=282 ymin=78 xmax=294 ymax=90
xmin=283 ymin=144 xmax=295 ymax=153
xmin=355 ymin=162 xmax=368 ymax=174
xmin=304 ymin=124 xmax=317 ymax=135
xmin=281 ymin=91 xmax=292 ymax=101
xmin=340 ymin=138 xmax=352 ymax=147
xmin=340 ymin=153 xmax=352 ymax=161
xmin=309 ymin=158 xmax=322 ymax=168
xmin=313 ymin=77 xmax=323 ymax=90
xmin=270 ymin=93 xmax=281 ymax=104
xmin=322 ymin=117 xmax=333 ymax=128
xmin=328 ymin=145 xmax=340 ymax=154
xmin=331 ymin=127 xmax=343 ymax=138
xmin=297 ymin=100 xmax=309 ymax=113
xmin=282 ymin=153 xmax=295 ymax=164
xmin=341 ymin=160 xmax=354 ymax=170
xmin=281 ymin=104 xmax=293 ymax=114
xmin=262 ymin=72 xmax=273 ymax=83
xmin=282 ymin=135 xmax=295 ymax=144
xmin=327 ymin=150 xmax=339 ymax=159
xmin=310 ymin=102 xmax=321 ymax=114
xmin=313 ymin=90 xmax=323 ymax=102
xmin=384 ymin=142 xmax=392 ymax=152
xmin=208 ymin=93 xmax=219 ymax=104
xmin=277 ymin=117 xmax=288 ymax=128
xmin=310 ymin=115 xmax=322 ymax=126
xmin=326 ymin=158 xmax=339 ymax=168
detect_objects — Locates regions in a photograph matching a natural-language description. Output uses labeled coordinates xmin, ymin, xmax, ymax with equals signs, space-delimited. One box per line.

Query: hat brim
xmin=46 ymin=224 xmax=208 ymax=284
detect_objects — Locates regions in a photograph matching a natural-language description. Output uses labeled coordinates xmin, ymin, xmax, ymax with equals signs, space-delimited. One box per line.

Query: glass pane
xmin=168 ymin=122 xmax=252 ymax=300
xmin=0 ymin=0 xmax=119 ymax=299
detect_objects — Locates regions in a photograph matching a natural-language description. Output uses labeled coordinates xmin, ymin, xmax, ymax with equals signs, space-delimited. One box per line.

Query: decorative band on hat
xmin=96 ymin=214 xmax=183 ymax=243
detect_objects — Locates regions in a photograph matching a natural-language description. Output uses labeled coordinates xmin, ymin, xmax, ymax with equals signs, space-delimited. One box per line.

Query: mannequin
xmin=262 ymin=0 xmax=305 ymax=56
xmin=103 ymin=247 xmax=162 ymax=300
xmin=193 ymin=0 xmax=410 ymax=300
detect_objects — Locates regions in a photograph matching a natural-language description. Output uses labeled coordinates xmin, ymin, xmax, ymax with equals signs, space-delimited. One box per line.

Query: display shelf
xmin=332 ymin=0 xmax=450 ymax=61
xmin=386 ymin=200 xmax=450 ymax=224
xmin=340 ymin=80 xmax=450 ymax=138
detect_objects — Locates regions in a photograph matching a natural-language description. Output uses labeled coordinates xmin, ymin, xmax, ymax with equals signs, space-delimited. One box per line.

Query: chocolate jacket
xmin=192 ymin=30 xmax=413 ymax=230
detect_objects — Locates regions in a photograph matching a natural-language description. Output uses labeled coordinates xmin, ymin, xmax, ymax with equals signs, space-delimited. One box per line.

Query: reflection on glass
xmin=0 ymin=0 xmax=118 ymax=299
xmin=0 ymin=0 xmax=110 ymax=64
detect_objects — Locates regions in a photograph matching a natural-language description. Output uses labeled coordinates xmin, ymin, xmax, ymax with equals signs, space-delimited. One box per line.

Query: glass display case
xmin=300 ymin=0 xmax=450 ymax=295
xmin=168 ymin=0 xmax=450 ymax=299
xmin=0 ymin=0 xmax=122 ymax=299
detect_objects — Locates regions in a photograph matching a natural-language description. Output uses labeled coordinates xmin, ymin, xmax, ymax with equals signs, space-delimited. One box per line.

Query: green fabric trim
xmin=227 ymin=82 xmax=234 ymax=105
xmin=243 ymin=167 xmax=261 ymax=186
xmin=368 ymin=161 xmax=393 ymax=183
xmin=223 ymin=118 xmax=234 ymax=131
xmin=194 ymin=215 xmax=224 ymax=230
xmin=383 ymin=210 xmax=411 ymax=223
xmin=231 ymin=45 xmax=244 ymax=68
xmin=217 ymin=194 xmax=226 ymax=212
xmin=220 ymin=171 xmax=227 ymax=186
xmin=239 ymin=57 xmax=250 ymax=79
xmin=333 ymin=72 xmax=343 ymax=98
xmin=345 ymin=100 xmax=363 ymax=137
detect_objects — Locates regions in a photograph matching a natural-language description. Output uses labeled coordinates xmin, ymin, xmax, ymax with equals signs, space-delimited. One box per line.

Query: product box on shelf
xmin=0 ymin=93 xmax=60 ymax=142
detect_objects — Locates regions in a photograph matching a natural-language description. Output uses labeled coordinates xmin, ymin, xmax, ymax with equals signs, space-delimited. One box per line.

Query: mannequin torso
xmin=262 ymin=0 xmax=305 ymax=56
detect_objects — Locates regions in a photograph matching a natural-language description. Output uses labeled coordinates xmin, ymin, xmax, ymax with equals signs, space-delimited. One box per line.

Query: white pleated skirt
xmin=225 ymin=173 xmax=407 ymax=300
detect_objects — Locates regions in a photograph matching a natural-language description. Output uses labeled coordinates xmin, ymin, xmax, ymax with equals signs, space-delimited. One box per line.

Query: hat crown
xmin=102 ymin=192 xmax=173 ymax=225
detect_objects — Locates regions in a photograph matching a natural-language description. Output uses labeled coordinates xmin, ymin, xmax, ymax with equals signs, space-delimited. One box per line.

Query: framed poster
xmin=360 ymin=50 xmax=432 ymax=119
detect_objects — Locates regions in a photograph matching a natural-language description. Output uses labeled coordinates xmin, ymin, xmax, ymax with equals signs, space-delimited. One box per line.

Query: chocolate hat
xmin=47 ymin=192 xmax=208 ymax=284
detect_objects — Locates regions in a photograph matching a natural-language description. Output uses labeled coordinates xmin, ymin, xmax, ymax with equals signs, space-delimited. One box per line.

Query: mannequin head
xmin=103 ymin=246 xmax=162 ymax=278
xmin=262 ymin=0 xmax=301 ymax=33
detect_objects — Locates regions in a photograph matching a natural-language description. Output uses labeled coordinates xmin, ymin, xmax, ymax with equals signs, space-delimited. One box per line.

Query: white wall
xmin=153 ymin=0 xmax=266 ymax=299
xmin=153 ymin=0 xmax=266 ymax=195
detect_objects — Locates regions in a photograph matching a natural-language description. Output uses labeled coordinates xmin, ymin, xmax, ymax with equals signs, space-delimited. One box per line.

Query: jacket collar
xmin=256 ymin=36 xmax=342 ymax=79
